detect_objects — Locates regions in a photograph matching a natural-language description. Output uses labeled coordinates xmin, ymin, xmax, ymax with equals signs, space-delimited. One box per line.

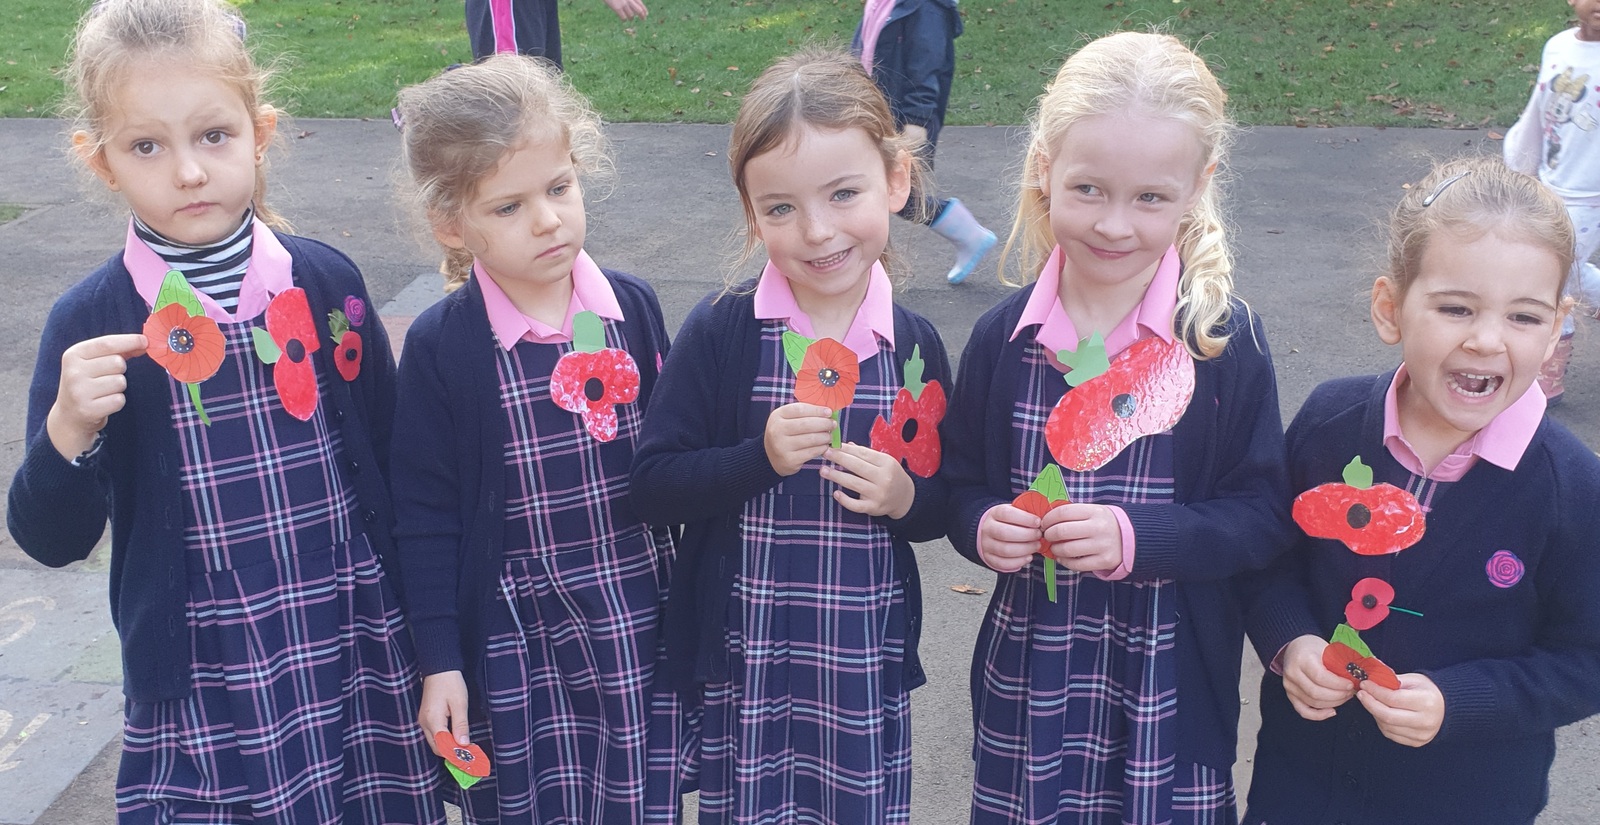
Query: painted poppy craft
xmin=870 ymin=344 xmax=945 ymax=477
xmin=433 ymin=731 xmax=491 ymax=789
xmin=784 ymin=332 xmax=859 ymax=449
xmin=1294 ymin=456 xmax=1425 ymax=556
xmin=549 ymin=310 xmax=640 ymax=443
xmin=1321 ymin=624 xmax=1401 ymax=690
xmin=327 ymin=307 xmax=363 ymax=383
xmin=250 ymin=288 xmax=322 ymax=421
xmin=144 ymin=270 xmax=224 ymax=425
xmin=1013 ymin=463 xmax=1071 ymax=602
xmin=1044 ymin=334 xmax=1195 ymax=472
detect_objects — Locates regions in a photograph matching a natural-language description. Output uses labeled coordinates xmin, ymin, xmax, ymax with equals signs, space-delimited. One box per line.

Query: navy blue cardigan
xmin=629 ymin=286 xmax=952 ymax=694
xmin=8 ymin=235 xmax=399 ymax=702
xmin=943 ymin=284 xmax=1295 ymax=771
xmin=1243 ymin=373 xmax=1600 ymax=825
xmin=387 ymin=270 xmax=671 ymax=681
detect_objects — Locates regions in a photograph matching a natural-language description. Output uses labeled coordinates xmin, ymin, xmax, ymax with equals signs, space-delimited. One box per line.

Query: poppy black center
xmin=901 ymin=417 xmax=919 ymax=443
xmin=1362 ymin=594 xmax=1378 ymax=609
xmin=584 ymin=376 xmax=605 ymax=402
xmin=285 ymin=339 xmax=306 ymax=363
xmin=1345 ymin=662 xmax=1369 ymax=682
xmin=343 ymin=346 xmax=358 ymax=362
xmin=452 ymin=747 xmax=474 ymax=763
xmin=818 ymin=367 xmax=840 ymax=388
xmin=1346 ymin=503 xmax=1372 ymax=529
xmin=1111 ymin=393 xmax=1137 ymax=418
xmin=168 ymin=327 xmax=195 ymax=355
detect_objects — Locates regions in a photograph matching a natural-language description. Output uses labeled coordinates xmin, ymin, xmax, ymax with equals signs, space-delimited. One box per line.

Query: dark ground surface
xmin=1 ymin=118 xmax=1597 ymax=823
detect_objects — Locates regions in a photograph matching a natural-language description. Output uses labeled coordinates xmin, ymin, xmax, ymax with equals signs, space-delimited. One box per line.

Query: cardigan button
xmin=167 ymin=616 xmax=180 ymax=635
xmin=364 ymin=509 xmax=378 ymax=524
xmin=335 ymin=409 xmax=345 ymax=422
xmin=1342 ymin=772 xmax=1358 ymax=789
xmin=347 ymin=460 xmax=361 ymax=476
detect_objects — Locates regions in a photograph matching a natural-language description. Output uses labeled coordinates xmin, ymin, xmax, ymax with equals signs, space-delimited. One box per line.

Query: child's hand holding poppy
xmin=419 ymin=670 xmax=472 ymax=756
xmin=764 ymin=402 xmax=836 ymax=476
xmin=821 ymin=443 xmax=914 ymax=519
xmin=1280 ymin=634 xmax=1358 ymax=721
xmin=976 ymin=503 xmax=1045 ymax=573
xmin=48 ymin=333 xmax=148 ymax=460
xmin=1357 ymin=673 xmax=1445 ymax=747
xmin=1043 ymin=503 xmax=1124 ymax=573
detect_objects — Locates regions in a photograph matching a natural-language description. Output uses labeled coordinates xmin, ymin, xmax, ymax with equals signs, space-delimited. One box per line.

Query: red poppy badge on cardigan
xmin=1044 ymin=333 xmax=1195 ymax=472
xmin=870 ymin=344 xmax=945 ymax=477
xmin=549 ymin=310 xmax=640 ymax=443
xmin=1013 ymin=463 xmax=1071 ymax=603
xmin=1293 ymin=456 xmax=1425 ymax=556
xmin=784 ymin=331 xmax=859 ymax=449
xmin=250 ymin=287 xmax=322 ymax=421
xmin=144 ymin=271 xmax=226 ymax=425
xmin=1343 ymin=577 xmax=1423 ymax=631
xmin=327 ymin=306 xmax=362 ymax=382
xmin=433 ymin=731 xmax=491 ymax=789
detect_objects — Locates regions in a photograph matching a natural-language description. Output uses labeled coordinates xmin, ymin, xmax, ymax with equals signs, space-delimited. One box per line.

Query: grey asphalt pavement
xmin=2 ymin=118 xmax=1598 ymax=824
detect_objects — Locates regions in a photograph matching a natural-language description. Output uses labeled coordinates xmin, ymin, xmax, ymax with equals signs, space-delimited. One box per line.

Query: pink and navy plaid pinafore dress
xmin=453 ymin=320 xmax=686 ymax=825
xmin=695 ymin=322 xmax=913 ymax=825
xmin=968 ymin=336 xmax=1235 ymax=825
xmin=116 ymin=316 xmax=443 ymax=824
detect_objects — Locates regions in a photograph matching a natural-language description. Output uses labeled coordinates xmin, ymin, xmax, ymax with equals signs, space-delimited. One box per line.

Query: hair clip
xmin=1421 ymin=170 xmax=1471 ymax=207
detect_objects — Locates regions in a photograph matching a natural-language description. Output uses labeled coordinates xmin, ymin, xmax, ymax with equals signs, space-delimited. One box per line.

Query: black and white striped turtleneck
xmin=133 ymin=208 xmax=254 ymax=313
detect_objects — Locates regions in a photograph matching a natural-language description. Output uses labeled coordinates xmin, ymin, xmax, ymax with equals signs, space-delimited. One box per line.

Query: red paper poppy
xmin=1344 ymin=577 xmax=1395 ymax=630
xmin=432 ymin=731 xmax=491 ymax=778
xmin=794 ymin=338 xmax=860 ymax=412
xmin=144 ymin=303 xmax=226 ymax=385
xmin=333 ymin=330 xmax=362 ymax=382
xmin=870 ymin=380 xmax=946 ymax=477
xmin=550 ymin=347 xmax=641 ymax=442
xmin=1322 ymin=641 xmax=1401 ymax=690
xmin=1044 ymin=336 xmax=1194 ymax=472
xmin=265 ymin=289 xmax=322 ymax=421
xmin=1012 ymin=490 xmax=1067 ymax=556
xmin=1294 ymin=480 xmax=1424 ymax=556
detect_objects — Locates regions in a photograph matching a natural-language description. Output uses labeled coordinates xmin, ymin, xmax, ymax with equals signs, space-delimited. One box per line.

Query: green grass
xmin=0 ymin=204 xmax=26 ymax=225
xmin=0 ymin=0 xmax=1570 ymax=126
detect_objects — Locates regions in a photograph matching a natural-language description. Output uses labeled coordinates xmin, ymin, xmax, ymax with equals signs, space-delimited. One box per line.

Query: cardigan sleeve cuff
xmin=1428 ymin=665 xmax=1502 ymax=743
xmin=720 ymin=437 xmax=784 ymax=500
xmin=409 ymin=616 xmax=466 ymax=677
xmin=1121 ymin=504 xmax=1179 ymax=580
xmin=1246 ymin=598 xmax=1323 ymax=669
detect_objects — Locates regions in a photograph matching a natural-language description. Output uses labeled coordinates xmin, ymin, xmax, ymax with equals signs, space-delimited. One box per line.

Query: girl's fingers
xmin=987 ymin=504 xmax=1043 ymax=530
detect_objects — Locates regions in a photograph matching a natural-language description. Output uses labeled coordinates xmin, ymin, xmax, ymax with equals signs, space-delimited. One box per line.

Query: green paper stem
xmin=187 ymin=383 xmax=212 ymax=427
xmin=830 ymin=410 xmax=841 ymax=449
xmin=445 ymin=762 xmax=482 ymax=789
xmin=1044 ymin=556 xmax=1059 ymax=603
xmin=1390 ymin=606 xmax=1424 ymax=618
xmin=903 ymin=344 xmax=928 ymax=400
xmin=572 ymin=310 xmax=606 ymax=353
xmin=1342 ymin=456 xmax=1373 ymax=489
xmin=1058 ymin=332 xmax=1110 ymax=387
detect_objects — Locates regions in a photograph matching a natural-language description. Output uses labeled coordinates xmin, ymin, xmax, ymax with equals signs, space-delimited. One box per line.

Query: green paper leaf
xmin=327 ymin=308 xmax=350 ymax=341
xmin=782 ymin=330 xmax=815 ymax=375
xmin=1342 ymin=456 xmax=1373 ymax=490
xmin=1028 ymin=463 xmax=1071 ymax=503
xmin=1331 ymin=623 xmax=1373 ymax=658
xmin=445 ymin=762 xmax=482 ymax=790
xmin=572 ymin=310 xmax=606 ymax=353
xmin=903 ymin=344 xmax=928 ymax=400
xmin=1044 ymin=556 xmax=1059 ymax=603
xmin=187 ymin=382 xmax=212 ymax=427
xmin=155 ymin=270 xmax=203 ymax=317
xmin=1058 ymin=332 xmax=1110 ymax=387
xmin=252 ymin=326 xmax=281 ymax=364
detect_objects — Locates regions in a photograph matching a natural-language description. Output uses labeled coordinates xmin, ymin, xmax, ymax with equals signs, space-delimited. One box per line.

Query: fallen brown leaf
xmin=950 ymin=584 xmax=987 ymax=595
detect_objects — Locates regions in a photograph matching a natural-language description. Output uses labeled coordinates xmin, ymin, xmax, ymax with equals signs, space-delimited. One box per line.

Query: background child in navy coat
xmin=389 ymin=54 xmax=685 ymax=824
xmin=7 ymin=0 xmax=442 ymax=821
xmin=943 ymin=32 xmax=1293 ymax=824
xmin=853 ymin=0 xmax=996 ymax=284
xmin=1244 ymin=157 xmax=1600 ymax=825
xmin=631 ymin=48 xmax=951 ymax=825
